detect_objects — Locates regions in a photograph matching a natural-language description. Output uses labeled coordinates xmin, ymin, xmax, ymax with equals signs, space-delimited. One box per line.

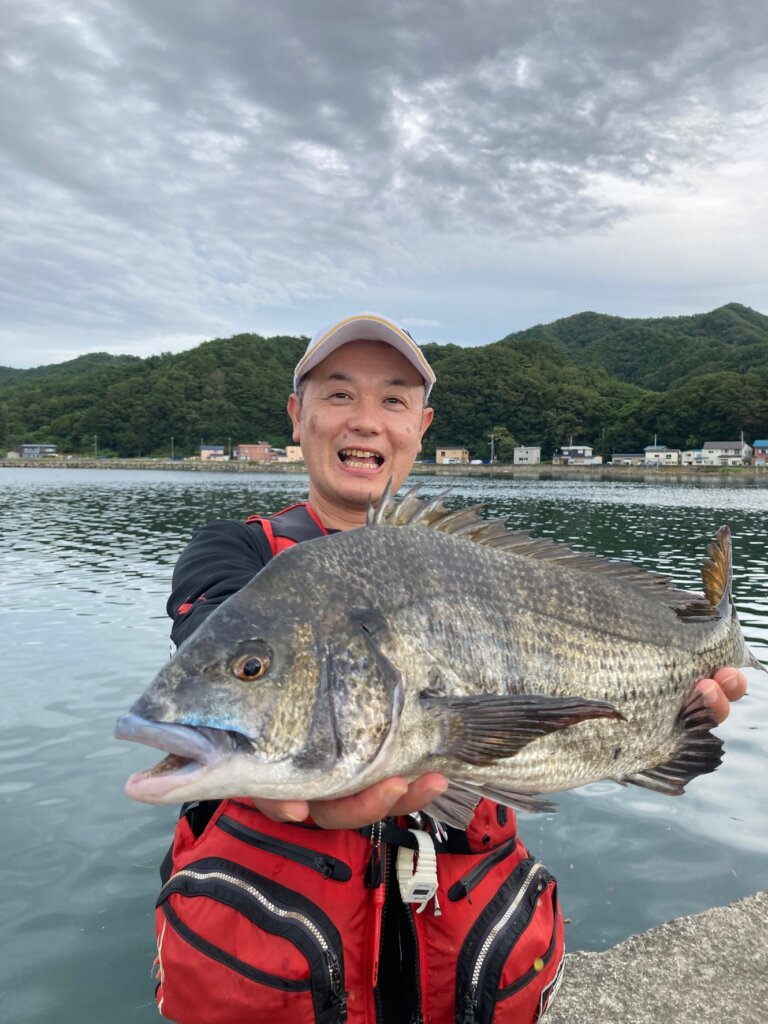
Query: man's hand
xmin=250 ymin=667 xmax=748 ymax=829
xmin=249 ymin=772 xmax=449 ymax=830
xmin=695 ymin=666 xmax=748 ymax=724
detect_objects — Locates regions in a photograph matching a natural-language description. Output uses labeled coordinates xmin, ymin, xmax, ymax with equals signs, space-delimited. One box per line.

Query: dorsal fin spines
xmin=368 ymin=486 xmax=731 ymax=618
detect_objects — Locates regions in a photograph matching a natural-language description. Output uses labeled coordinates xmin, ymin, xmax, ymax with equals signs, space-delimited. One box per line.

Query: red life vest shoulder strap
xmin=245 ymin=502 xmax=328 ymax=556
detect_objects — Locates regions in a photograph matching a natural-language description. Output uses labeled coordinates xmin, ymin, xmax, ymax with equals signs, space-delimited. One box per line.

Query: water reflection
xmin=1 ymin=468 xmax=766 ymax=1023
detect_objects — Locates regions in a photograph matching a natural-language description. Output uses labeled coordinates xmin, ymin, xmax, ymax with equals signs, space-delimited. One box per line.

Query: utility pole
xmin=171 ymin=436 xmax=175 ymax=460
xmin=228 ymin=437 xmax=232 ymax=459
xmin=488 ymin=432 xmax=495 ymax=465
xmin=93 ymin=434 xmax=98 ymax=458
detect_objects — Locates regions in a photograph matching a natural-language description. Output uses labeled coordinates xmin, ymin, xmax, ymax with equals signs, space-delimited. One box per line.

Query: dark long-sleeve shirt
xmin=167 ymin=519 xmax=273 ymax=647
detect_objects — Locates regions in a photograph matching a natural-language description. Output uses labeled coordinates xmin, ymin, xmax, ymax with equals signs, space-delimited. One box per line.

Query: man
xmin=162 ymin=313 xmax=746 ymax=1023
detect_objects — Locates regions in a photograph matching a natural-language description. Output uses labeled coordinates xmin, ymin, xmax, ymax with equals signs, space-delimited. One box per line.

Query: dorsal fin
xmin=368 ymin=484 xmax=724 ymax=618
xmin=701 ymin=526 xmax=732 ymax=614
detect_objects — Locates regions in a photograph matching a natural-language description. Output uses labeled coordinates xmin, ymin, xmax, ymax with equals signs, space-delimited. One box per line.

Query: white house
xmin=513 ymin=446 xmax=541 ymax=465
xmin=701 ymin=440 xmax=753 ymax=466
xmin=681 ymin=449 xmax=706 ymax=466
xmin=644 ymin=444 xmax=680 ymax=466
xmin=553 ymin=445 xmax=602 ymax=466
xmin=611 ymin=453 xmax=644 ymax=466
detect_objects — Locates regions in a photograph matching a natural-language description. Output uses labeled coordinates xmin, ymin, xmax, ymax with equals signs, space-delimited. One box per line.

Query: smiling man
xmin=287 ymin=316 xmax=435 ymax=529
xmin=161 ymin=312 xmax=746 ymax=1024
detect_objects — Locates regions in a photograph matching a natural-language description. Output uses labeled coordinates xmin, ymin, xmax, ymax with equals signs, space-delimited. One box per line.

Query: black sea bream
xmin=115 ymin=489 xmax=764 ymax=826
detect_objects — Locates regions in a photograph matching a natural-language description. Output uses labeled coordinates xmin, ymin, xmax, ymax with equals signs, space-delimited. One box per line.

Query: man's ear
xmin=419 ymin=406 xmax=434 ymax=440
xmin=287 ymin=393 xmax=301 ymax=443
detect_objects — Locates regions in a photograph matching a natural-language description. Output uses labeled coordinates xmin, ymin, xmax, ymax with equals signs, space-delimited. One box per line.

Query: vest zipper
xmin=447 ymin=836 xmax=518 ymax=902
xmin=217 ymin=814 xmax=352 ymax=880
xmin=161 ymin=866 xmax=347 ymax=1022
xmin=461 ymin=861 xmax=547 ymax=1024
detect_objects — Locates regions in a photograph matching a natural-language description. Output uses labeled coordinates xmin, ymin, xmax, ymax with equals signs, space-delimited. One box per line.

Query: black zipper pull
xmin=365 ymin=821 xmax=384 ymax=888
xmin=462 ymin=988 xmax=478 ymax=1024
xmin=365 ymin=842 xmax=382 ymax=887
xmin=326 ymin=950 xmax=348 ymax=1023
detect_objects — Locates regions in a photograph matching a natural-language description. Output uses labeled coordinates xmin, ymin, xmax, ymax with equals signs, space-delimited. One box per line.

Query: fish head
xmin=115 ymin=587 xmax=404 ymax=804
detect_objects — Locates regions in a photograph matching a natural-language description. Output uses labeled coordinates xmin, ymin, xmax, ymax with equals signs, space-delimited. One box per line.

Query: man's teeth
xmin=340 ymin=449 xmax=383 ymax=467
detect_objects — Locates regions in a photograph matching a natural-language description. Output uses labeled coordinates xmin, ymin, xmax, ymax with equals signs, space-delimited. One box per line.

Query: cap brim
xmin=294 ymin=313 xmax=435 ymax=396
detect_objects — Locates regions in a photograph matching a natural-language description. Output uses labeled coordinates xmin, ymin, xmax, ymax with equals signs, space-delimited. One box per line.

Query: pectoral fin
xmin=420 ymin=691 xmax=624 ymax=766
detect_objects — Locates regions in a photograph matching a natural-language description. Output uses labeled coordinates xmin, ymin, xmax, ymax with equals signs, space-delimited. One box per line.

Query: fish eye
xmin=232 ymin=647 xmax=271 ymax=681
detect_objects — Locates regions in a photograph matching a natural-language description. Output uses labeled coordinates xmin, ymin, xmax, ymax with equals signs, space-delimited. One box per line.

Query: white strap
xmin=396 ymin=829 xmax=439 ymax=913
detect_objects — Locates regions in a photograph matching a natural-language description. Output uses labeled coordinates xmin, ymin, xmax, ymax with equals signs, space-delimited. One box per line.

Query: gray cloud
xmin=0 ymin=0 xmax=766 ymax=364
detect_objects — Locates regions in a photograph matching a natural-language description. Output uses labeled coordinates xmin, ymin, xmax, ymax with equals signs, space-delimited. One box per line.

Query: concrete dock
xmin=547 ymin=890 xmax=767 ymax=1023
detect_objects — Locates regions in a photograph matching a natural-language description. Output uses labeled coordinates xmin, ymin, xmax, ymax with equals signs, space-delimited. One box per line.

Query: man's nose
xmin=347 ymin=397 xmax=382 ymax=434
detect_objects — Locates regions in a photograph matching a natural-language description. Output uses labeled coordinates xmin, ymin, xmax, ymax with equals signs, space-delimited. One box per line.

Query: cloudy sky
xmin=1 ymin=0 xmax=766 ymax=367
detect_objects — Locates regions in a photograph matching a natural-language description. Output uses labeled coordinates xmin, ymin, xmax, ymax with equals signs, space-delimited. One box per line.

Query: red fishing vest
xmin=156 ymin=504 xmax=565 ymax=1024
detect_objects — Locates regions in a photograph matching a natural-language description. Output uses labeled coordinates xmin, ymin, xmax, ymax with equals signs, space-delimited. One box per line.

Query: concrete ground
xmin=546 ymin=890 xmax=768 ymax=1024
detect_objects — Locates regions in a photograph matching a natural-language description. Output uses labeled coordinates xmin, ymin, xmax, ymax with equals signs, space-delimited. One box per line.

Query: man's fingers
xmin=696 ymin=679 xmax=730 ymax=724
xmin=387 ymin=773 xmax=449 ymax=817
xmin=248 ymin=797 xmax=310 ymax=823
xmin=308 ymin=779 xmax=410 ymax=829
xmin=307 ymin=774 xmax=450 ymax=829
xmin=712 ymin=667 xmax=748 ymax=701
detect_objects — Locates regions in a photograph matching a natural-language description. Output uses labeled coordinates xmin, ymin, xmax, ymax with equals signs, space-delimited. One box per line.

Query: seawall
xmin=548 ymin=890 xmax=767 ymax=1024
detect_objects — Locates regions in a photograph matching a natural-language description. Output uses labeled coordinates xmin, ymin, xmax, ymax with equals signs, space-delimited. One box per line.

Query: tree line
xmin=2 ymin=303 xmax=767 ymax=461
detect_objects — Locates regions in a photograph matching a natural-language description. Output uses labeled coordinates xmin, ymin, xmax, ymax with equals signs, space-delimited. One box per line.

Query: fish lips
xmin=114 ymin=711 xmax=247 ymax=764
xmin=114 ymin=711 xmax=256 ymax=800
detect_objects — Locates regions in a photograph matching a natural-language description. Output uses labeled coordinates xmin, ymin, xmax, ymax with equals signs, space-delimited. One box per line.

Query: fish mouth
xmin=337 ymin=447 xmax=385 ymax=470
xmin=114 ymin=712 xmax=253 ymax=802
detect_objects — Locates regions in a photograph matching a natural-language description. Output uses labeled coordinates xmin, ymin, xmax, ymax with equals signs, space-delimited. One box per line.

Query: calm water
xmin=2 ymin=468 xmax=767 ymax=1023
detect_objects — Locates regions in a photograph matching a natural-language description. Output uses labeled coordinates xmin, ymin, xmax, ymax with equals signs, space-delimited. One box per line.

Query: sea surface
xmin=2 ymin=467 xmax=767 ymax=1023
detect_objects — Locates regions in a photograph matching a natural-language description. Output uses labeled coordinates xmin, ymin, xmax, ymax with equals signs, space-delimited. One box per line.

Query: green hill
xmin=1 ymin=304 xmax=766 ymax=460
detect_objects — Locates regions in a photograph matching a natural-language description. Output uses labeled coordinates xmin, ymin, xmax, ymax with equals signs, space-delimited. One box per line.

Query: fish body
xmin=116 ymin=491 xmax=763 ymax=826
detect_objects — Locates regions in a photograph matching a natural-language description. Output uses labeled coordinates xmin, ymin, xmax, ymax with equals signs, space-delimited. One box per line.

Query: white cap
xmin=293 ymin=312 xmax=436 ymax=399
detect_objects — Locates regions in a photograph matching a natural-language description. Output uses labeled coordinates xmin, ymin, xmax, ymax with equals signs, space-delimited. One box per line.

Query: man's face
xmin=287 ymin=340 xmax=434 ymax=526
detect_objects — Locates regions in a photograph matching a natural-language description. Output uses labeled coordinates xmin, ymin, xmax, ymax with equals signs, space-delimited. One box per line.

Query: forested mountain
xmin=2 ymin=304 xmax=767 ymax=460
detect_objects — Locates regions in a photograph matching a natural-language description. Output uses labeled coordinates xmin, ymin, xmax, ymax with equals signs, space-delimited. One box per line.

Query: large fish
xmin=115 ymin=489 xmax=764 ymax=827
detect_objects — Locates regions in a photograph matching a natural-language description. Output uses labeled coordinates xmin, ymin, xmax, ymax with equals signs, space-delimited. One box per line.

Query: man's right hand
xmin=249 ymin=772 xmax=449 ymax=830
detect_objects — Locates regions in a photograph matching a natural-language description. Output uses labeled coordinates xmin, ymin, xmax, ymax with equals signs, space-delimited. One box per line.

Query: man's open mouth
xmin=338 ymin=448 xmax=385 ymax=469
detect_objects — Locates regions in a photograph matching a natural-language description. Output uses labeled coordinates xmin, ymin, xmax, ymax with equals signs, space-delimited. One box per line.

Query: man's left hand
xmin=695 ymin=667 xmax=748 ymax=723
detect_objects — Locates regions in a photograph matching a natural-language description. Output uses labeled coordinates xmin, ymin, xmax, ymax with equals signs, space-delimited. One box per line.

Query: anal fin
xmin=622 ymin=691 xmax=723 ymax=796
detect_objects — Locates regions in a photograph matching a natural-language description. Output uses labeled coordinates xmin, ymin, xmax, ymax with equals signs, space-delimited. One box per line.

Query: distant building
xmin=513 ymin=446 xmax=541 ymax=465
xmin=552 ymin=445 xmax=602 ymax=466
xmin=436 ymin=447 xmax=469 ymax=465
xmin=644 ymin=444 xmax=680 ymax=466
xmin=283 ymin=445 xmax=304 ymax=462
xmin=702 ymin=440 xmax=753 ymax=466
xmin=752 ymin=440 xmax=768 ymax=467
xmin=681 ymin=449 xmax=706 ymax=466
xmin=234 ymin=443 xmax=275 ymax=462
xmin=610 ymin=453 xmax=644 ymax=466
xmin=16 ymin=443 xmax=58 ymax=458
xmin=200 ymin=445 xmax=228 ymax=461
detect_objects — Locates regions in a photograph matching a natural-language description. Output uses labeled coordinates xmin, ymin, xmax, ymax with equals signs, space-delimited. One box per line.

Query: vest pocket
xmin=216 ymin=814 xmax=353 ymax=880
xmin=155 ymin=856 xmax=348 ymax=1024
xmin=456 ymin=859 xmax=564 ymax=1024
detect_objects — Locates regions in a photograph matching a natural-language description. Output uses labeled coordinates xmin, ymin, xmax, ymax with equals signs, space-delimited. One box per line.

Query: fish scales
xmin=115 ymin=489 xmax=764 ymax=825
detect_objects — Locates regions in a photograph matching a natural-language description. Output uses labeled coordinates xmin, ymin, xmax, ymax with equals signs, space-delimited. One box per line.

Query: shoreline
xmin=2 ymin=457 xmax=767 ymax=484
